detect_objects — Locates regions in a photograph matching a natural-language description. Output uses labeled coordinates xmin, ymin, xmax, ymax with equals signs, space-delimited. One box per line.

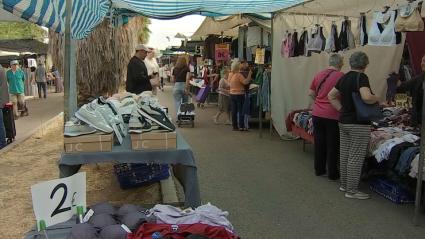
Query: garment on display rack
xmin=247 ymin=26 xmax=269 ymax=47
xmin=395 ymin=1 xmax=424 ymax=32
xmin=307 ymin=26 xmax=326 ymax=56
xmin=368 ymin=10 xmax=398 ymax=46
xmin=325 ymin=23 xmax=339 ymax=53
xmin=339 ymin=19 xmax=355 ymax=50
xmin=231 ymin=39 xmax=238 ymax=58
xmin=238 ymin=27 xmax=247 ymax=60
xmin=297 ymin=29 xmax=309 ymax=56
xmin=359 ymin=14 xmax=368 ymax=46
xmin=373 ymin=131 xmax=419 ymax=163
xmin=204 ymin=35 xmax=221 ymax=60
xmin=386 ymin=72 xmax=399 ymax=102
xmin=291 ymin=31 xmax=299 ymax=57
xmin=406 ymin=31 xmax=425 ymax=74
xmin=281 ymin=31 xmax=292 ymax=58
xmin=259 ymin=70 xmax=271 ymax=112
xmin=246 ymin=46 xmax=253 ymax=62
xmin=292 ymin=111 xmax=314 ymax=135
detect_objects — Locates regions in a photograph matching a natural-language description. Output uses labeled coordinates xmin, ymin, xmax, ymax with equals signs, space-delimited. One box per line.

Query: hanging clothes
xmin=395 ymin=1 xmax=424 ymax=32
xmin=368 ymin=10 xmax=397 ymax=46
xmin=297 ymin=30 xmax=309 ymax=56
xmin=359 ymin=14 xmax=368 ymax=46
xmin=290 ymin=31 xmax=299 ymax=57
xmin=307 ymin=26 xmax=326 ymax=55
xmin=204 ymin=35 xmax=221 ymax=60
xmin=281 ymin=32 xmax=292 ymax=58
xmin=238 ymin=27 xmax=247 ymax=60
xmin=260 ymin=70 xmax=271 ymax=112
xmin=339 ymin=19 xmax=356 ymax=50
xmin=247 ymin=26 xmax=269 ymax=47
xmin=346 ymin=20 xmax=356 ymax=49
xmin=325 ymin=23 xmax=338 ymax=52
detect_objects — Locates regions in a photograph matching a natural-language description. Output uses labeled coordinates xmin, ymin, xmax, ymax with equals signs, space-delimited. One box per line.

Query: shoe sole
xmin=64 ymin=130 xmax=97 ymax=137
xmin=75 ymin=111 xmax=113 ymax=133
xmin=137 ymin=108 xmax=174 ymax=131
xmin=345 ymin=193 xmax=370 ymax=200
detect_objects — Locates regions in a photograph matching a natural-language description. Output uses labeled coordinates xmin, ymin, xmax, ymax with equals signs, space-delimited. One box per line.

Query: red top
xmin=309 ymin=68 xmax=344 ymax=120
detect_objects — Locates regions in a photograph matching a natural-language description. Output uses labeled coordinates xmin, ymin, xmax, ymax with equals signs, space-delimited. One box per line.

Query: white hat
xmin=135 ymin=44 xmax=151 ymax=52
xmin=10 ymin=60 xmax=19 ymax=65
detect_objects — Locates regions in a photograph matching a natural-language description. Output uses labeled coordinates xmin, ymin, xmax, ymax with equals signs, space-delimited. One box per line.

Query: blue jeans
xmin=0 ymin=109 xmax=6 ymax=149
xmin=230 ymin=94 xmax=245 ymax=129
xmin=173 ymin=82 xmax=187 ymax=117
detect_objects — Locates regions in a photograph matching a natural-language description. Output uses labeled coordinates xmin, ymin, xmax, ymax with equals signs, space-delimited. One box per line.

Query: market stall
xmin=271 ymin=0 xmax=425 ymax=222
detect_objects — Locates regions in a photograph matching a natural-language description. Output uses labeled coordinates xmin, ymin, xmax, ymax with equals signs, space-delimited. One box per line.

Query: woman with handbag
xmin=308 ymin=54 xmax=344 ymax=180
xmin=328 ymin=51 xmax=380 ymax=200
xmin=172 ymin=56 xmax=191 ymax=119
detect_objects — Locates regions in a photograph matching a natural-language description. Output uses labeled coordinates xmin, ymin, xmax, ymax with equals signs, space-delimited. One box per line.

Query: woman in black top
xmin=328 ymin=51 xmax=380 ymax=200
xmin=172 ymin=56 xmax=191 ymax=119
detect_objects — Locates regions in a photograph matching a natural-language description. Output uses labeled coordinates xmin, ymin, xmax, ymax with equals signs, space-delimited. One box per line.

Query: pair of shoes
xmin=345 ymin=191 xmax=370 ymax=200
xmin=64 ymin=118 xmax=97 ymax=137
xmin=213 ymin=116 xmax=219 ymax=124
xmin=137 ymin=96 xmax=175 ymax=132
xmin=339 ymin=187 xmax=346 ymax=192
xmin=128 ymin=109 xmax=154 ymax=134
xmin=75 ymin=103 xmax=114 ymax=133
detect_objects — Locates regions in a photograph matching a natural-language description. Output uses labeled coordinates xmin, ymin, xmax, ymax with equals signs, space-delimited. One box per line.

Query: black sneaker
xmin=138 ymin=104 xmax=175 ymax=132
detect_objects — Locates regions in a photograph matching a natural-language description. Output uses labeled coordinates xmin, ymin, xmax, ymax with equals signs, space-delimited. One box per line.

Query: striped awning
xmin=0 ymin=0 xmax=303 ymax=39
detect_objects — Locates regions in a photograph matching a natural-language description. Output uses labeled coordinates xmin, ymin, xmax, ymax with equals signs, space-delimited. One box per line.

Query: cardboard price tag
xmin=215 ymin=44 xmax=230 ymax=61
xmin=255 ymin=48 xmax=265 ymax=65
xmin=31 ymin=172 xmax=86 ymax=230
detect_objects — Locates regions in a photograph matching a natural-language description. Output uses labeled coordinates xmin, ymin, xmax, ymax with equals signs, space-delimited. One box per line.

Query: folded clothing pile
xmin=67 ymin=202 xmax=240 ymax=239
xmin=292 ymin=111 xmax=313 ymax=135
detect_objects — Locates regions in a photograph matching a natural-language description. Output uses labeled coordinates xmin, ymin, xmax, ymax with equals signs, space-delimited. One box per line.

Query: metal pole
xmin=63 ymin=0 xmax=77 ymax=121
xmin=258 ymin=33 xmax=263 ymax=138
xmin=414 ymin=83 xmax=425 ymax=225
xmin=270 ymin=12 xmax=274 ymax=137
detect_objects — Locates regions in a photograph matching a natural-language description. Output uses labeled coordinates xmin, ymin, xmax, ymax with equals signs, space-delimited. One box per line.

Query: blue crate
xmin=113 ymin=163 xmax=170 ymax=189
xmin=369 ymin=178 xmax=414 ymax=204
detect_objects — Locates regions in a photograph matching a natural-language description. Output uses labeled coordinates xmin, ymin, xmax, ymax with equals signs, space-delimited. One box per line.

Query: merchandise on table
xmin=64 ymin=202 xmax=239 ymax=239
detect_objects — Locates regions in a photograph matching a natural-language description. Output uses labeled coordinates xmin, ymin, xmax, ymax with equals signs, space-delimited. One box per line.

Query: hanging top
xmin=368 ymin=10 xmax=397 ymax=46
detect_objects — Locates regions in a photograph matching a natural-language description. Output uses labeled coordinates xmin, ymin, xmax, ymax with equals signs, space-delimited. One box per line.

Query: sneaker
xmin=345 ymin=191 xmax=370 ymax=200
xmin=64 ymin=119 xmax=97 ymax=137
xmin=339 ymin=187 xmax=346 ymax=192
xmin=137 ymin=103 xmax=175 ymax=132
xmin=75 ymin=104 xmax=113 ymax=133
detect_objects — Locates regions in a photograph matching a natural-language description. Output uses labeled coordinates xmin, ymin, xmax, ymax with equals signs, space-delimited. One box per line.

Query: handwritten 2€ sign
xmin=31 ymin=172 xmax=86 ymax=229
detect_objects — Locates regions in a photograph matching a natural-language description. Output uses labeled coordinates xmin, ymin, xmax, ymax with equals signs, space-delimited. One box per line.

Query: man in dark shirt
xmin=398 ymin=54 xmax=425 ymax=126
xmin=126 ymin=44 xmax=156 ymax=94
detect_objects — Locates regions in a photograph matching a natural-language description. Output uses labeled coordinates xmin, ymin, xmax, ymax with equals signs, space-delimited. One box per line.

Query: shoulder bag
xmin=351 ymin=73 xmax=382 ymax=121
xmin=316 ymin=70 xmax=336 ymax=94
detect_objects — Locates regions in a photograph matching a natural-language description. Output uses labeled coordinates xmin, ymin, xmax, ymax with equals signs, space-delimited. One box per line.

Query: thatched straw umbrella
xmin=49 ymin=17 xmax=149 ymax=105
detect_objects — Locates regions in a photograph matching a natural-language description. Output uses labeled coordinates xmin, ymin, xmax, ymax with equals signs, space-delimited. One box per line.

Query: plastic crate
xmin=113 ymin=163 xmax=170 ymax=189
xmin=369 ymin=178 xmax=414 ymax=204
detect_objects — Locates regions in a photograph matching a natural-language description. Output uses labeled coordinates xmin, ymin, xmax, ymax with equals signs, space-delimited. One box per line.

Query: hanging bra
xmin=281 ymin=32 xmax=292 ymax=58
xmin=307 ymin=26 xmax=325 ymax=52
xmin=395 ymin=1 xmax=424 ymax=32
xmin=368 ymin=10 xmax=397 ymax=46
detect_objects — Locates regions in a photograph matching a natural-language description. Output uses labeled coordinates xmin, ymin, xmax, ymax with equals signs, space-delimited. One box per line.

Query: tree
xmin=0 ymin=21 xmax=47 ymax=40
xmin=49 ymin=17 xmax=151 ymax=105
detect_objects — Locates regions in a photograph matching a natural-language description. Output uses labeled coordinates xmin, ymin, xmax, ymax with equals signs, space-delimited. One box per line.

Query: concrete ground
xmin=156 ymin=86 xmax=425 ymax=239
xmin=3 ymin=92 xmax=64 ymax=150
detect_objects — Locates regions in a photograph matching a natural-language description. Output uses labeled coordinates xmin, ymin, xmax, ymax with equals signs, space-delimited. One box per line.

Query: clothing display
xmin=259 ymin=70 xmax=271 ymax=112
xmin=281 ymin=32 xmax=292 ymax=58
xmin=397 ymin=73 xmax=425 ymax=126
xmin=307 ymin=26 xmax=326 ymax=55
xmin=292 ymin=111 xmax=314 ymax=135
xmin=406 ymin=32 xmax=425 ymax=74
xmin=290 ymin=31 xmax=299 ymax=57
xmin=359 ymin=14 xmax=368 ymax=46
xmin=339 ymin=19 xmax=355 ymax=50
xmin=395 ymin=1 xmax=424 ymax=32
xmin=238 ymin=27 xmax=246 ymax=60
xmin=297 ymin=30 xmax=309 ymax=56
xmin=368 ymin=10 xmax=397 ymax=46
xmin=204 ymin=35 xmax=221 ymax=60
xmin=325 ymin=23 xmax=339 ymax=53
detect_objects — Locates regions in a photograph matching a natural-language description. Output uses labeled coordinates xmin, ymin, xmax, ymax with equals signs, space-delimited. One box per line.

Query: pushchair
xmin=177 ymin=95 xmax=196 ymax=128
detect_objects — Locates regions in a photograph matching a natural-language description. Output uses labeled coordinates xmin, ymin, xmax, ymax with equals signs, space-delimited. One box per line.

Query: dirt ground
xmin=0 ymin=118 xmax=161 ymax=238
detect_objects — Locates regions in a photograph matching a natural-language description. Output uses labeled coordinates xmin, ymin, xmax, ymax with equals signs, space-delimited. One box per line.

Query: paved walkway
xmin=4 ymin=92 xmax=64 ymax=150
xmin=156 ymin=86 xmax=425 ymax=239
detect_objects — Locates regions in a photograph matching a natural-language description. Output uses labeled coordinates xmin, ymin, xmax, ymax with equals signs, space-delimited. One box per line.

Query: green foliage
xmin=138 ymin=18 xmax=151 ymax=44
xmin=0 ymin=21 xmax=47 ymax=40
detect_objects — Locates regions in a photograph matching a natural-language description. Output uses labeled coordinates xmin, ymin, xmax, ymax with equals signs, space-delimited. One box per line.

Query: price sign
xmin=31 ymin=172 xmax=86 ymax=229
xmin=395 ymin=93 xmax=411 ymax=108
xmin=255 ymin=48 xmax=265 ymax=65
xmin=215 ymin=44 xmax=230 ymax=61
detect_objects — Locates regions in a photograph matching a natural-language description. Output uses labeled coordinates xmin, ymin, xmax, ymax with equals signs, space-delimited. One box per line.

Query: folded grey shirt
xmin=99 ymin=225 xmax=128 ymax=239
xmin=120 ymin=211 xmax=148 ymax=231
xmin=90 ymin=202 xmax=116 ymax=215
xmin=89 ymin=214 xmax=117 ymax=229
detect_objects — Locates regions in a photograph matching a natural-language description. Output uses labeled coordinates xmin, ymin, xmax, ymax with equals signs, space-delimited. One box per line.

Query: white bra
xmin=368 ymin=10 xmax=397 ymax=46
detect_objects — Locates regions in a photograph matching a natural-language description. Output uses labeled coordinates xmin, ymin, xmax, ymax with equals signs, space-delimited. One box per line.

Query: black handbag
xmin=351 ymin=73 xmax=382 ymax=121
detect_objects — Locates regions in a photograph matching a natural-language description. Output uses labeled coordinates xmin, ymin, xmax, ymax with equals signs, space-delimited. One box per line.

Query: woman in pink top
xmin=308 ymin=54 xmax=344 ymax=180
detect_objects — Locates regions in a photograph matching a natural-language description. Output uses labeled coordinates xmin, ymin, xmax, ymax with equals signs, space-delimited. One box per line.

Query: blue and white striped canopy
xmin=0 ymin=0 xmax=303 ymax=39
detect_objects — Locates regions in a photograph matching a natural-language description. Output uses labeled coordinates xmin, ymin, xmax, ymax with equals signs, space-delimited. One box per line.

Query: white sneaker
xmin=75 ymin=104 xmax=113 ymax=133
xmin=339 ymin=187 xmax=346 ymax=192
xmin=345 ymin=191 xmax=370 ymax=200
xmin=64 ymin=119 xmax=97 ymax=137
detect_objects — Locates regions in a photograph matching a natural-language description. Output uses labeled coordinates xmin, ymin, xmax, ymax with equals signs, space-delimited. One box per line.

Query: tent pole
xmin=414 ymin=84 xmax=425 ymax=225
xmin=259 ymin=27 xmax=264 ymax=138
xmin=270 ymin=12 xmax=274 ymax=137
xmin=63 ymin=0 xmax=77 ymax=121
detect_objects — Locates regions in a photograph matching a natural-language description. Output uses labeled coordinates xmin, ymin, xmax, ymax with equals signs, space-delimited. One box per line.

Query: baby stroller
xmin=177 ymin=96 xmax=196 ymax=128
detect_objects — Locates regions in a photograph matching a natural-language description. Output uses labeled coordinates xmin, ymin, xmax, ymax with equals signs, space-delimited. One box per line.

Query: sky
xmin=147 ymin=15 xmax=205 ymax=50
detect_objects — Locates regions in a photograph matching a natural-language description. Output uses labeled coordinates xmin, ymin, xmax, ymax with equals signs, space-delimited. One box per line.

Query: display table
xmin=59 ymin=131 xmax=201 ymax=208
xmin=290 ymin=124 xmax=314 ymax=151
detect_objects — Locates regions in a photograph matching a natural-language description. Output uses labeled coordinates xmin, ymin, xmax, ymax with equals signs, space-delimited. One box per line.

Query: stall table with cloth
xmin=59 ymin=131 xmax=201 ymax=208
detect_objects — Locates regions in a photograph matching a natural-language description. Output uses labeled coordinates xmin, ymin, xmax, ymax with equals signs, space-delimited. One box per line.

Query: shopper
xmin=144 ymin=48 xmax=160 ymax=95
xmin=397 ymin=54 xmax=425 ymax=126
xmin=309 ymin=54 xmax=345 ymax=180
xmin=51 ymin=65 xmax=63 ymax=93
xmin=126 ymin=44 xmax=155 ymax=94
xmin=158 ymin=63 xmax=165 ymax=92
xmin=0 ymin=65 xmax=9 ymax=149
xmin=229 ymin=60 xmax=251 ymax=131
xmin=7 ymin=60 xmax=27 ymax=118
xmin=328 ymin=51 xmax=379 ymax=200
xmin=214 ymin=67 xmax=231 ymax=125
xmin=172 ymin=56 xmax=190 ymax=119
xmin=35 ymin=61 xmax=47 ymax=99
